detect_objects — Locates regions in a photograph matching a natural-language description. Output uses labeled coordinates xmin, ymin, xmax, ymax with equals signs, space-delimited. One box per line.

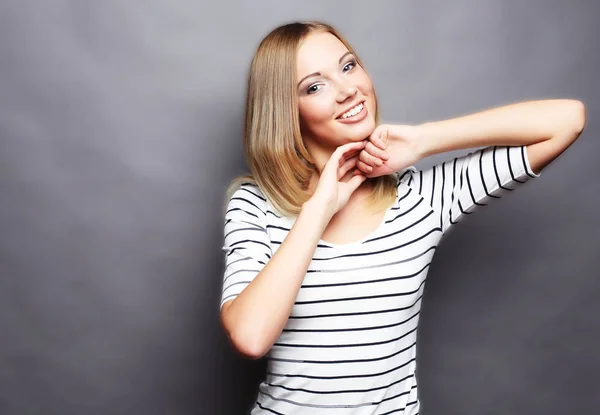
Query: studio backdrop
xmin=0 ymin=1 xmax=598 ymax=414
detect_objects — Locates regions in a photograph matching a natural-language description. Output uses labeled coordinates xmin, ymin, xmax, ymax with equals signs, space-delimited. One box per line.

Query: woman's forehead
xmin=297 ymin=32 xmax=349 ymax=76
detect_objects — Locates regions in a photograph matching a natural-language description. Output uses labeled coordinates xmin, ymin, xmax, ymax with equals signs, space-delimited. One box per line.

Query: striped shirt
xmin=221 ymin=145 xmax=539 ymax=414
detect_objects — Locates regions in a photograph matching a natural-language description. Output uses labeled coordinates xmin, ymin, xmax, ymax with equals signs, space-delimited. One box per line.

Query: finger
xmin=345 ymin=173 xmax=367 ymax=193
xmin=335 ymin=141 xmax=367 ymax=159
xmin=352 ymin=167 xmax=373 ymax=179
xmin=327 ymin=141 xmax=366 ymax=171
xmin=359 ymin=149 xmax=383 ymax=167
xmin=337 ymin=148 xmax=363 ymax=167
xmin=365 ymin=141 xmax=389 ymax=161
xmin=338 ymin=156 xmax=359 ymax=180
xmin=357 ymin=160 xmax=373 ymax=174
xmin=370 ymin=128 xmax=388 ymax=150
xmin=324 ymin=144 xmax=365 ymax=177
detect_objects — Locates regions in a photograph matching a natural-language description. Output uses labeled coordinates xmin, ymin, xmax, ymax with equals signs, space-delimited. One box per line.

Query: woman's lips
xmin=336 ymin=102 xmax=368 ymax=124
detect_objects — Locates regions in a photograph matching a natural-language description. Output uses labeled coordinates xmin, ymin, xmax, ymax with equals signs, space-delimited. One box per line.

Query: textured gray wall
xmin=0 ymin=1 xmax=598 ymax=414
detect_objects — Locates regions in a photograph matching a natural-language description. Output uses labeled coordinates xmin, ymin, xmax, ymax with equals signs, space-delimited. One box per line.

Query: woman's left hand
xmin=354 ymin=124 xmax=424 ymax=178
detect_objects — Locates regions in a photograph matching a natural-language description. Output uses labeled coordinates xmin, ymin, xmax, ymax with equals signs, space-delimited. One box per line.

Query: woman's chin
xmin=342 ymin=121 xmax=376 ymax=141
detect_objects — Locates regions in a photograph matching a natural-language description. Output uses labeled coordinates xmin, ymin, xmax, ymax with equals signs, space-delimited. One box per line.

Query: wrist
xmin=415 ymin=122 xmax=440 ymax=158
xmin=302 ymin=196 xmax=334 ymax=226
xmin=414 ymin=122 xmax=435 ymax=158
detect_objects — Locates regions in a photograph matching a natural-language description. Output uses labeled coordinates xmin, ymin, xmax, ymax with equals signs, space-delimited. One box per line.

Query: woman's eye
xmin=307 ymin=84 xmax=321 ymax=94
xmin=343 ymin=61 xmax=356 ymax=72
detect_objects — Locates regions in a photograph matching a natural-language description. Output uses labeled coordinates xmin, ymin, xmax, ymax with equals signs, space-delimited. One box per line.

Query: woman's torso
xmin=251 ymin=173 xmax=436 ymax=414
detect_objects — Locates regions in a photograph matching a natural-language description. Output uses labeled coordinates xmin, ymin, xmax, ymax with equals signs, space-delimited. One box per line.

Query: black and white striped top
xmin=221 ymin=145 xmax=539 ymax=414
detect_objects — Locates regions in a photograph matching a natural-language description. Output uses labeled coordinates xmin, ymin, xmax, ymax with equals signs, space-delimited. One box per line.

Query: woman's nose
xmin=336 ymin=81 xmax=358 ymax=102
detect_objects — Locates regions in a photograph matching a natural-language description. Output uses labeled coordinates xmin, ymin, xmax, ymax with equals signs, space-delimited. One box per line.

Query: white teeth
xmin=341 ymin=103 xmax=364 ymax=119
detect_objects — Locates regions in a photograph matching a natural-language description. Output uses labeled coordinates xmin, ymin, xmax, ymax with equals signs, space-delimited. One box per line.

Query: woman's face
xmin=296 ymin=31 xmax=377 ymax=158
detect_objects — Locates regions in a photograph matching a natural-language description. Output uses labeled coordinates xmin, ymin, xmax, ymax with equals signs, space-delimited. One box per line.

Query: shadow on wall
xmin=215 ymin=331 xmax=267 ymax=413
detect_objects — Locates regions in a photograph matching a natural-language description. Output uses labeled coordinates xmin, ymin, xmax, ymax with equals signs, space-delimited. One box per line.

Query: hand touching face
xmin=353 ymin=124 xmax=424 ymax=178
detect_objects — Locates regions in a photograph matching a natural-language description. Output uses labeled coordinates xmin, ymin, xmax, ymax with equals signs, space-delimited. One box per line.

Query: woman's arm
xmin=221 ymin=199 xmax=331 ymax=359
xmin=221 ymin=141 xmax=367 ymax=359
xmin=416 ymin=99 xmax=586 ymax=174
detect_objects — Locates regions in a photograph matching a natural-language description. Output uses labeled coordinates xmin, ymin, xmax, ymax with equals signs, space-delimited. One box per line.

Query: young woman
xmin=219 ymin=21 xmax=585 ymax=415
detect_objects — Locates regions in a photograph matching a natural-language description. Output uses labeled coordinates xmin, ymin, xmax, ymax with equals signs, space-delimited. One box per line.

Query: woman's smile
xmin=336 ymin=101 xmax=368 ymax=123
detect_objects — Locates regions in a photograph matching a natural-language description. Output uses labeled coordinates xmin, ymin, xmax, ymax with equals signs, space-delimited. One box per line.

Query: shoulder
xmin=231 ymin=181 xmax=267 ymax=203
xmin=225 ymin=181 xmax=269 ymax=221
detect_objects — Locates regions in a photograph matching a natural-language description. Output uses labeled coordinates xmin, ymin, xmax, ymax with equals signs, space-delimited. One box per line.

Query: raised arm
xmin=415 ymin=99 xmax=586 ymax=174
xmin=352 ymin=99 xmax=586 ymax=233
xmin=356 ymin=99 xmax=586 ymax=178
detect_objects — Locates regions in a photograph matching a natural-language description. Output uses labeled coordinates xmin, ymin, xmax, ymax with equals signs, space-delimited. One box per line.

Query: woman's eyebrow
xmin=297 ymin=51 xmax=354 ymax=87
xmin=338 ymin=51 xmax=353 ymax=63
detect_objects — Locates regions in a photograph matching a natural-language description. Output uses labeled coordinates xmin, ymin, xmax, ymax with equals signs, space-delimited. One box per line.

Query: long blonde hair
xmin=225 ymin=21 xmax=397 ymax=217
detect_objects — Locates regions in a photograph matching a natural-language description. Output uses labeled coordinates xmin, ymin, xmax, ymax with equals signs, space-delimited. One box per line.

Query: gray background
xmin=0 ymin=1 xmax=598 ymax=414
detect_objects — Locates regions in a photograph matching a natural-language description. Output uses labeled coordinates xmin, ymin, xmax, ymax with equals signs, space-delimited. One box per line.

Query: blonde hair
xmin=225 ymin=21 xmax=397 ymax=217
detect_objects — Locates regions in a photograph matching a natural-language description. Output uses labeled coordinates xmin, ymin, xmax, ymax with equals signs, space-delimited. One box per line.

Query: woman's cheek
xmin=305 ymin=101 xmax=331 ymax=125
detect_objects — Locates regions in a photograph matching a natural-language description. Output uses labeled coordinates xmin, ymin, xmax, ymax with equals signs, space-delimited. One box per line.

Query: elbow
xmin=567 ymin=99 xmax=586 ymax=135
xmin=228 ymin=327 xmax=270 ymax=360
xmin=221 ymin=304 xmax=270 ymax=360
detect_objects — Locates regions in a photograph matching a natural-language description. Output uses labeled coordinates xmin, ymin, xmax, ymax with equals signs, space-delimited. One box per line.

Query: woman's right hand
xmin=307 ymin=141 xmax=368 ymax=218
